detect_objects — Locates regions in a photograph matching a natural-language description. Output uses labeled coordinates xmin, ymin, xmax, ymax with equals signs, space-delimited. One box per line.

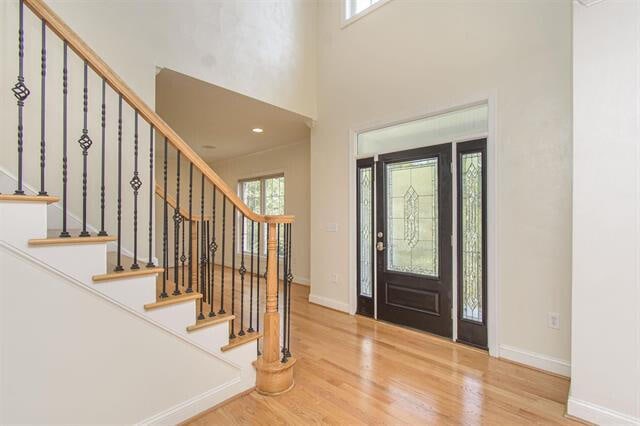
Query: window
xmin=344 ymin=0 xmax=389 ymax=23
xmin=239 ymin=174 xmax=285 ymax=255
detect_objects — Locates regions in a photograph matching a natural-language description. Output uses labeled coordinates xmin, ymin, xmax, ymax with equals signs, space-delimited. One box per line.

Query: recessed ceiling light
xmin=252 ymin=128 xmax=264 ymax=134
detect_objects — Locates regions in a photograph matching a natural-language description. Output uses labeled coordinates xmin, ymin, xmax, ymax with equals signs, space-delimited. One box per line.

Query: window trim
xmin=238 ymin=173 xmax=285 ymax=256
xmin=342 ymin=0 xmax=394 ymax=29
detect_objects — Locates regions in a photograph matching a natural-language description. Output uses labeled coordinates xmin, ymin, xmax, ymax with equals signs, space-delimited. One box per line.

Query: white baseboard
xmin=499 ymin=344 xmax=571 ymax=377
xmin=308 ymin=293 xmax=350 ymax=313
xmin=294 ymin=276 xmax=310 ymax=286
xmin=567 ymin=396 xmax=640 ymax=425
xmin=139 ymin=377 xmax=250 ymax=425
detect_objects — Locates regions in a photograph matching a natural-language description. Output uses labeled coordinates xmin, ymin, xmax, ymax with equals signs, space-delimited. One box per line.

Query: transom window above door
xmin=239 ymin=174 xmax=285 ymax=255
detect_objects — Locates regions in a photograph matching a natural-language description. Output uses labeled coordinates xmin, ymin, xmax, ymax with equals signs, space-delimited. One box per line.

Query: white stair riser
xmin=93 ymin=276 xmax=157 ymax=312
xmin=146 ymin=301 xmax=197 ymax=334
xmin=27 ymin=244 xmax=107 ymax=283
xmin=0 ymin=202 xmax=48 ymax=248
xmin=187 ymin=322 xmax=231 ymax=348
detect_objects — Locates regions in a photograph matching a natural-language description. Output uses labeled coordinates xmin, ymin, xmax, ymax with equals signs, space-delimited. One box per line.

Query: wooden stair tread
xmin=186 ymin=313 xmax=235 ymax=332
xmin=0 ymin=194 xmax=59 ymax=204
xmin=29 ymin=235 xmax=117 ymax=246
xmin=143 ymin=292 xmax=202 ymax=310
xmin=93 ymin=267 xmax=164 ymax=282
xmin=221 ymin=331 xmax=262 ymax=352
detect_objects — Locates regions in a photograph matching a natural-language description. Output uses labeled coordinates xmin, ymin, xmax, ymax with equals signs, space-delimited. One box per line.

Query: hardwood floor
xmin=186 ymin=283 xmax=580 ymax=425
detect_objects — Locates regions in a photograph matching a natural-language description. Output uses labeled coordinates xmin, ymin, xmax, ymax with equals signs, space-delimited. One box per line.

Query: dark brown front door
xmin=376 ymin=144 xmax=452 ymax=337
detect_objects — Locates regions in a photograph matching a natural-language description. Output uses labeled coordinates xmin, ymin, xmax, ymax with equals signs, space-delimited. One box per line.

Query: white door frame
xmin=348 ymin=94 xmax=499 ymax=357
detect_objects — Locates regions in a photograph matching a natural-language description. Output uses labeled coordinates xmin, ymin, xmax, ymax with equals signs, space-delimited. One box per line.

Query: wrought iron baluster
xmin=281 ymin=223 xmax=288 ymax=362
xmin=78 ymin=62 xmax=92 ymax=237
xmin=248 ymin=219 xmax=255 ymax=333
xmin=160 ymin=136 xmax=168 ymax=297
xmin=59 ymin=42 xmax=69 ymax=237
xmin=114 ymin=95 xmax=124 ymax=270
xmin=12 ymin=0 xmax=30 ymax=195
xmin=98 ymin=79 xmax=107 ymax=236
xmin=219 ymin=197 xmax=226 ymax=315
xmin=39 ymin=19 xmax=47 ymax=196
xmin=146 ymin=125 xmax=154 ymax=266
xmin=256 ymin=221 xmax=261 ymax=355
xmin=206 ymin=220 xmax=211 ymax=305
xmin=196 ymin=221 xmax=201 ymax=313
xmin=209 ymin=187 xmax=217 ymax=317
xmin=286 ymin=223 xmax=293 ymax=359
xmin=172 ymin=151 xmax=181 ymax=295
xmin=198 ymin=173 xmax=206 ymax=319
xmin=238 ymin=214 xmax=246 ymax=336
xmin=187 ymin=163 xmax=194 ymax=293
xmin=180 ymin=210 xmax=186 ymax=287
xmin=130 ymin=112 xmax=142 ymax=267
xmin=276 ymin=224 xmax=281 ymax=310
xmin=230 ymin=206 xmax=237 ymax=338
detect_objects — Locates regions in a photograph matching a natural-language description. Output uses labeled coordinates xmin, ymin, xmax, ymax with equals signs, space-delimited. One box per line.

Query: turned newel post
xmin=255 ymin=221 xmax=295 ymax=395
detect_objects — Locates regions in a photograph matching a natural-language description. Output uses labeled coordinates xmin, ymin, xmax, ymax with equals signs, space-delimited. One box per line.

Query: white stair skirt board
xmin=499 ymin=344 xmax=571 ymax=377
xmin=0 ymin=242 xmax=247 ymax=425
xmin=308 ymin=293 xmax=350 ymax=313
xmin=567 ymin=397 xmax=640 ymax=426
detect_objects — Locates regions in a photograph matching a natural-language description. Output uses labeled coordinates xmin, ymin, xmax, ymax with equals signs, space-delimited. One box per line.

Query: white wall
xmin=569 ymin=1 xmax=640 ymax=424
xmin=0 ymin=243 xmax=239 ymax=424
xmin=212 ymin=140 xmax=311 ymax=283
xmin=311 ymin=0 xmax=573 ymax=368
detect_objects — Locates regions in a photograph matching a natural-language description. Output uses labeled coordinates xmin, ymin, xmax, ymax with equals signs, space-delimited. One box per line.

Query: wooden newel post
xmin=254 ymin=222 xmax=295 ymax=395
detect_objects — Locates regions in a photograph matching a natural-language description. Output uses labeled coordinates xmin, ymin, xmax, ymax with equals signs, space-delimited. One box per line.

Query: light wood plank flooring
xmin=186 ymin=283 xmax=580 ymax=425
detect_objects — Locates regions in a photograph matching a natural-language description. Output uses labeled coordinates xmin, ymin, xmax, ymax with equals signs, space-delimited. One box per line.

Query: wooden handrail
xmin=154 ymin=184 xmax=211 ymax=222
xmin=24 ymin=0 xmax=293 ymax=225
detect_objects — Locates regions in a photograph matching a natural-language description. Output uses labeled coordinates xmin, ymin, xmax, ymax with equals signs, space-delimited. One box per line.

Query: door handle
xmin=376 ymin=241 xmax=385 ymax=252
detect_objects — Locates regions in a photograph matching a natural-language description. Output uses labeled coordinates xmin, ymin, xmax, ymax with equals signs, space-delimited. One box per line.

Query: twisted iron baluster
xmin=230 ymin=206 xmax=237 ymax=338
xmin=146 ymin=125 xmax=154 ymax=266
xmin=286 ymin=223 xmax=293 ymax=359
xmin=206 ymin=220 xmax=211 ymax=305
xmin=130 ymin=112 xmax=141 ymax=268
xmin=238 ymin=214 xmax=246 ymax=336
xmin=276 ymin=224 xmax=281 ymax=310
xmin=198 ymin=173 xmax=206 ymax=319
xmin=98 ymin=79 xmax=107 ymax=236
xmin=281 ymin=223 xmax=288 ymax=362
xmin=248 ymin=219 xmax=255 ymax=333
xmin=38 ymin=19 xmax=47 ymax=196
xmin=59 ymin=43 xmax=69 ymax=237
xmin=219 ymin=197 xmax=226 ymax=314
xmin=114 ymin=95 xmax=124 ymax=270
xmin=78 ymin=62 xmax=92 ymax=237
xmin=180 ymin=211 xmax=186 ymax=287
xmin=160 ymin=136 xmax=168 ymax=297
xmin=187 ymin=163 xmax=194 ymax=293
xmin=172 ymin=151 xmax=181 ymax=295
xmin=12 ymin=0 xmax=29 ymax=195
xmin=209 ymin=187 xmax=217 ymax=317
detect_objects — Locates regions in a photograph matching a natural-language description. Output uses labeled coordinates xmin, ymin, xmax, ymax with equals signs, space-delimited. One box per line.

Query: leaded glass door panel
xmin=376 ymin=144 xmax=452 ymax=337
xmin=356 ymin=158 xmax=375 ymax=317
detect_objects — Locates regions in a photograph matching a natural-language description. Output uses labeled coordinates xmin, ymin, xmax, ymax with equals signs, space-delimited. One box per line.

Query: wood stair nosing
xmin=29 ymin=235 xmax=117 ymax=246
xmin=221 ymin=331 xmax=262 ymax=352
xmin=186 ymin=313 xmax=235 ymax=332
xmin=143 ymin=292 xmax=202 ymax=311
xmin=92 ymin=267 xmax=165 ymax=283
xmin=0 ymin=194 xmax=59 ymax=204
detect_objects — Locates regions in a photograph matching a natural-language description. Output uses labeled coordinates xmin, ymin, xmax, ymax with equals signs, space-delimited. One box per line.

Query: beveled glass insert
xmin=386 ymin=158 xmax=438 ymax=277
xmin=461 ymin=152 xmax=483 ymax=322
xmin=359 ymin=167 xmax=373 ymax=297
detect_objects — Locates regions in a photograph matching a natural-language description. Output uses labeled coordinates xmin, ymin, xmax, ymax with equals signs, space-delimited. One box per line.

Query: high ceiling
xmin=156 ymin=68 xmax=311 ymax=162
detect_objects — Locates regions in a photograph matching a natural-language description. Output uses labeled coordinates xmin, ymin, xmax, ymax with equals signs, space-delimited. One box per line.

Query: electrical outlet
xmin=548 ymin=312 xmax=560 ymax=330
xmin=330 ymin=273 xmax=338 ymax=284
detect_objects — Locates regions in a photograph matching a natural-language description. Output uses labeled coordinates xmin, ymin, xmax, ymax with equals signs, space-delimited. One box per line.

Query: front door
xmin=376 ymin=143 xmax=452 ymax=337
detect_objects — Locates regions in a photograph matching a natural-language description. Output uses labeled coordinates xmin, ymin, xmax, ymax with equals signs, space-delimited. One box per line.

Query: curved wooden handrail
xmin=24 ymin=0 xmax=293 ymax=225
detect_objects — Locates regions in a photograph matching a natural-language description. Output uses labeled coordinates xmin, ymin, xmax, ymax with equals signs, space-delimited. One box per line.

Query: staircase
xmin=0 ymin=0 xmax=296 ymax=423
